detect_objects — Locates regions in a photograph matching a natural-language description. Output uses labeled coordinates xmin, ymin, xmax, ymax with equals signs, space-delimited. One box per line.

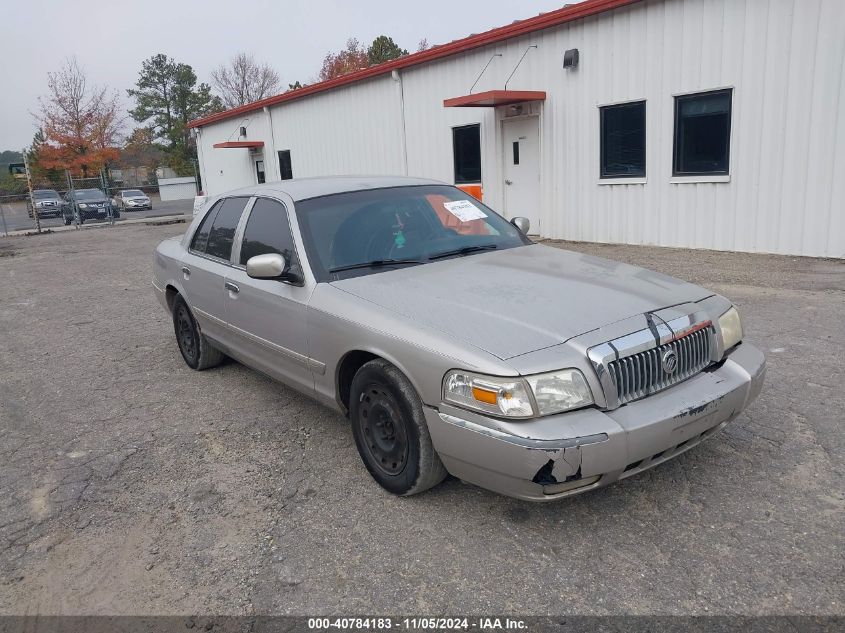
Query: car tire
xmin=349 ymin=359 xmax=447 ymax=496
xmin=64 ymin=216 xmax=71 ymax=226
xmin=172 ymin=295 xmax=224 ymax=371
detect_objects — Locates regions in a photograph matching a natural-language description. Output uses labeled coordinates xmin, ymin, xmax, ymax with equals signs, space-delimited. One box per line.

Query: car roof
xmin=220 ymin=175 xmax=446 ymax=202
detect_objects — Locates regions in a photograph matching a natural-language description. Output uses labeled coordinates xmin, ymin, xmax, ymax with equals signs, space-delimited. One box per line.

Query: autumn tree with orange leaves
xmin=34 ymin=58 xmax=123 ymax=177
xmin=318 ymin=38 xmax=369 ymax=81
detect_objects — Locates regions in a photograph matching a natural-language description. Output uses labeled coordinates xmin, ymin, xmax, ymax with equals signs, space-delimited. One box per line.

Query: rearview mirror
xmin=246 ymin=253 xmax=286 ymax=279
xmin=511 ymin=216 xmax=530 ymax=234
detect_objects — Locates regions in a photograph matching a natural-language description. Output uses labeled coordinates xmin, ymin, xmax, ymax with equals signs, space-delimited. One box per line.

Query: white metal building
xmin=189 ymin=0 xmax=845 ymax=258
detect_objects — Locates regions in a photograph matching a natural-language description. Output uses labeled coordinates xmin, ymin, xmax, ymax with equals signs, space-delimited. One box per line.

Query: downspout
xmin=263 ymin=106 xmax=278 ymax=181
xmin=392 ymin=69 xmax=409 ymax=176
xmin=195 ymin=128 xmax=208 ymax=195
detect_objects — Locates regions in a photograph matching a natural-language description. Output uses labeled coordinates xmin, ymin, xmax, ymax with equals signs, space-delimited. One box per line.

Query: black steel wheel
xmin=349 ymin=359 xmax=447 ymax=495
xmin=358 ymin=384 xmax=410 ymax=476
xmin=171 ymin=295 xmax=224 ymax=370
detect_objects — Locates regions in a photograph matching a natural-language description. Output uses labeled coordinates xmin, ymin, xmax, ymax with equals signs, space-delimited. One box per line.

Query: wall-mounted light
xmin=563 ymin=48 xmax=579 ymax=70
xmin=239 ymin=126 xmax=247 ymax=138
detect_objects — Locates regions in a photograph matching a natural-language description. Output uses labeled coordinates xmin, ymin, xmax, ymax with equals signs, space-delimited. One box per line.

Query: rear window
xmin=205 ymin=197 xmax=250 ymax=260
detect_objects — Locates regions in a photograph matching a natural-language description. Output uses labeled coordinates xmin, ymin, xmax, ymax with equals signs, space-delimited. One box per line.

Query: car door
xmin=223 ymin=196 xmax=313 ymax=394
xmin=180 ymin=196 xmax=251 ymax=345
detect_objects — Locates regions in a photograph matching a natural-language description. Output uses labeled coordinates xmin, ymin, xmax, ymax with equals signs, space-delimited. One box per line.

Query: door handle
xmin=181 ymin=266 xmax=190 ymax=278
xmin=224 ymin=281 xmax=240 ymax=294
xmin=505 ymin=179 xmax=513 ymax=185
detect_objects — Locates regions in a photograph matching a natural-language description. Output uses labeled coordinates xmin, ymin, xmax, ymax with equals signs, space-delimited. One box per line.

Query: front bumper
xmin=425 ymin=342 xmax=766 ymax=501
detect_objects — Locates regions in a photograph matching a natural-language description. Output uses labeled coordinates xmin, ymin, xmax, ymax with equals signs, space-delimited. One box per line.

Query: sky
xmin=0 ymin=0 xmax=573 ymax=151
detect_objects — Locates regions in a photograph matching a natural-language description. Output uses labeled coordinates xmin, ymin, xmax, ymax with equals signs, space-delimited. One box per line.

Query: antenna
xmin=469 ymin=53 xmax=502 ymax=94
xmin=504 ymin=45 xmax=538 ymax=90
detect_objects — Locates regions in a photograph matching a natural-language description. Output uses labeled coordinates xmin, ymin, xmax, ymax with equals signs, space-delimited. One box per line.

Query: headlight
xmin=78 ymin=203 xmax=88 ymax=208
xmin=443 ymin=368 xmax=593 ymax=419
xmin=443 ymin=371 xmax=534 ymax=418
xmin=719 ymin=306 xmax=743 ymax=352
xmin=525 ymin=369 xmax=593 ymax=415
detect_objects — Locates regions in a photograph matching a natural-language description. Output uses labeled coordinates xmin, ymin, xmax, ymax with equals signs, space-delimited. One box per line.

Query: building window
xmin=453 ymin=124 xmax=481 ymax=184
xmin=600 ymin=101 xmax=646 ymax=178
xmin=278 ymin=150 xmax=293 ymax=180
xmin=255 ymin=160 xmax=266 ymax=184
xmin=673 ymin=89 xmax=732 ymax=176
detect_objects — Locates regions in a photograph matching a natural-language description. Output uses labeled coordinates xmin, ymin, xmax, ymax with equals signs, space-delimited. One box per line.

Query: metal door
xmin=503 ymin=116 xmax=540 ymax=233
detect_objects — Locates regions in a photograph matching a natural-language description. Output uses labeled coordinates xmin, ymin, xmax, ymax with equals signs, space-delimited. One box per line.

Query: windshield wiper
xmin=329 ymin=258 xmax=425 ymax=273
xmin=428 ymin=244 xmax=498 ymax=261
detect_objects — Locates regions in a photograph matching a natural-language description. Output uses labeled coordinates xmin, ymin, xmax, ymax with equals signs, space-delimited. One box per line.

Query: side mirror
xmin=511 ymin=216 xmax=530 ymax=234
xmin=246 ymin=253 xmax=286 ymax=279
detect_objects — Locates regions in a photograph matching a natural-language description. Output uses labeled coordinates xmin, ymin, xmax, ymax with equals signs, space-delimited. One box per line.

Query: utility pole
xmin=22 ymin=148 xmax=41 ymax=233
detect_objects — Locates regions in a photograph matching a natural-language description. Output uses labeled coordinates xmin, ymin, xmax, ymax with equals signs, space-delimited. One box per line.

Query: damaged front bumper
xmin=424 ymin=342 xmax=766 ymax=501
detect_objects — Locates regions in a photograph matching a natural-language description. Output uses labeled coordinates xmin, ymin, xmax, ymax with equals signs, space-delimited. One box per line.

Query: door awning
xmin=443 ymin=90 xmax=546 ymax=108
xmin=212 ymin=141 xmax=265 ymax=149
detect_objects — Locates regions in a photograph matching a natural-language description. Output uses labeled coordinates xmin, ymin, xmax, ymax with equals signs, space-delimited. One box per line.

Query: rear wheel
xmin=172 ymin=295 xmax=224 ymax=370
xmin=349 ymin=359 xmax=447 ymax=496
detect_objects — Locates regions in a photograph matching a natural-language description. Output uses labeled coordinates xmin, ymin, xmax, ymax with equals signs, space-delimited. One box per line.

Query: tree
xmin=318 ymin=38 xmax=368 ymax=81
xmin=33 ymin=57 xmax=122 ymax=177
xmin=127 ymin=54 xmax=222 ymax=159
xmin=120 ymin=127 xmax=165 ymax=168
xmin=416 ymin=38 xmax=431 ymax=52
xmin=211 ymin=53 xmax=281 ymax=108
xmin=367 ymin=35 xmax=408 ymax=65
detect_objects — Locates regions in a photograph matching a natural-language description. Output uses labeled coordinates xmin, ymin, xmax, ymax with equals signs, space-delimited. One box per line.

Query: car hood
xmin=330 ymin=244 xmax=712 ymax=360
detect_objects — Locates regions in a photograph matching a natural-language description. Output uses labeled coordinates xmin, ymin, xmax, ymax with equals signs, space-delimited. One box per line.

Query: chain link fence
xmin=0 ymin=166 xmax=180 ymax=235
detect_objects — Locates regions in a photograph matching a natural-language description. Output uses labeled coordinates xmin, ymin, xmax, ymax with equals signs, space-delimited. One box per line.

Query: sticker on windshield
xmin=443 ymin=200 xmax=487 ymax=222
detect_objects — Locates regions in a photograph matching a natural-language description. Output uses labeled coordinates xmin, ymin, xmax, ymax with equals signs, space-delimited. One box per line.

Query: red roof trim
xmin=188 ymin=0 xmax=641 ymax=129
xmin=212 ymin=141 xmax=265 ymax=148
xmin=444 ymin=90 xmax=546 ymax=108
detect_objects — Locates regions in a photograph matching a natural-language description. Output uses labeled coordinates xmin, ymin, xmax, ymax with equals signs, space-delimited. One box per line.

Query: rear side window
xmin=205 ymin=197 xmax=250 ymax=260
xmin=239 ymin=198 xmax=298 ymax=266
xmin=190 ymin=201 xmax=221 ymax=253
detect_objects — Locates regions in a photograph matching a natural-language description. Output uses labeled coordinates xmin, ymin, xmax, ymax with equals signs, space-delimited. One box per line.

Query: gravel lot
xmin=0 ymin=224 xmax=842 ymax=616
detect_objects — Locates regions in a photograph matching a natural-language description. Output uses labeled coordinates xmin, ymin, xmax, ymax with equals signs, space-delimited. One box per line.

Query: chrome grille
xmin=608 ymin=327 xmax=712 ymax=405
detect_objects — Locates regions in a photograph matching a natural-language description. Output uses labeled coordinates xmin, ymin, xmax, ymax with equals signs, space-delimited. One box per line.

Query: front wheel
xmin=172 ymin=295 xmax=224 ymax=370
xmin=349 ymin=359 xmax=447 ymax=496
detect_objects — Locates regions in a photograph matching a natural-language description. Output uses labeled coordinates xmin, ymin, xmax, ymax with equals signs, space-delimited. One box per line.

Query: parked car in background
xmin=31 ymin=189 xmax=63 ymax=218
xmin=153 ymin=176 xmax=765 ymax=501
xmin=113 ymin=189 xmax=152 ymax=211
xmin=62 ymin=189 xmax=119 ymax=225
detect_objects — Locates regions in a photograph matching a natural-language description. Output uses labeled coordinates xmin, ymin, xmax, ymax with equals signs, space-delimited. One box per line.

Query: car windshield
xmin=33 ymin=190 xmax=59 ymax=199
xmin=76 ymin=190 xmax=104 ymax=200
xmin=295 ymin=185 xmax=532 ymax=281
xmin=123 ymin=190 xmax=144 ymax=196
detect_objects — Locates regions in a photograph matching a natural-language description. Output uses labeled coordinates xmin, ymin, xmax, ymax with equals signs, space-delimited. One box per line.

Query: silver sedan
xmin=153 ymin=176 xmax=765 ymax=501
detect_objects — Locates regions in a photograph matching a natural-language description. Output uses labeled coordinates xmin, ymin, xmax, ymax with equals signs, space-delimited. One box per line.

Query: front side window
xmin=295 ymin=185 xmax=531 ymax=281
xmin=600 ymin=101 xmax=646 ymax=178
xmin=239 ymin=198 xmax=298 ymax=271
xmin=452 ymin=124 xmax=481 ymax=184
xmin=673 ymin=89 xmax=732 ymax=175
xmin=204 ymin=197 xmax=249 ymax=260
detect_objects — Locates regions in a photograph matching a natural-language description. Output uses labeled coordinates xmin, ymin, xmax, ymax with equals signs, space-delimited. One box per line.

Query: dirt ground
xmin=0 ymin=225 xmax=842 ymax=615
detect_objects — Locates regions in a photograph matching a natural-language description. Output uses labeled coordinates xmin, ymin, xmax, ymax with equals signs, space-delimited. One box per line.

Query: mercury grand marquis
xmin=153 ymin=176 xmax=766 ymax=501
